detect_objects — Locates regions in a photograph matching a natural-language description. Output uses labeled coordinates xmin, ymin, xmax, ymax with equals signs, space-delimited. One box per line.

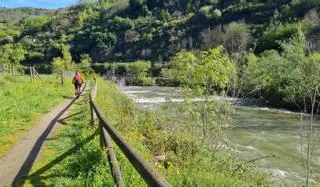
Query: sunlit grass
xmin=23 ymin=82 xmax=114 ymax=186
xmin=0 ymin=74 xmax=72 ymax=156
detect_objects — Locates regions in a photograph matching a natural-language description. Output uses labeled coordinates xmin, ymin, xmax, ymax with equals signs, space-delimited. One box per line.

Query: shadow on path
xmin=25 ymin=131 xmax=97 ymax=186
xmin=57 ymin=111 xmax=84 ymax=125
xmin=12 ymin=97 xmax=78 ymax=186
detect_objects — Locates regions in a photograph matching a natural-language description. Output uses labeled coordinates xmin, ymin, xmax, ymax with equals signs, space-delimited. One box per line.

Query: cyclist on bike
xmin=72 ymin=72 xmax=85 ymax=96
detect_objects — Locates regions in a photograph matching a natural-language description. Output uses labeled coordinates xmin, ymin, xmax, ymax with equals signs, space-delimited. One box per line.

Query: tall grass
xmin=0 ymin=74 xmax=72 ymax=156
xmin=95 ymin=79 xmax=272 ymax=186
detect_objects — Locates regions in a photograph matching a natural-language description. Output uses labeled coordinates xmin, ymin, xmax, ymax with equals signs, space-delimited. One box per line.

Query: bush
xmin=128 ymin=61 xmax=154 ymax=85
xmin=199 ymin=6 xmax=213 ymax=18
xmin=108 ymin=16 xmax=134 ymax=31
xmin=94 ymin=61 xmax=155 ymax=86
xmin=150 ymin=62 xmax=162 ymax=77
xmin=212 ymin=8 xmax=222 ymax=18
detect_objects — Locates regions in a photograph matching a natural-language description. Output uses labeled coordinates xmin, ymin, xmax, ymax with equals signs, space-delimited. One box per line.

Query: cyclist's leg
xmin=74 ymin=83 xmax=78 ymax=95
xmin=77 ymin=85 xmax=80 ymax=95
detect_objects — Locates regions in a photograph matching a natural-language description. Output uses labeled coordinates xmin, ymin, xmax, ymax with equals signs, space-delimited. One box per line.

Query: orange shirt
xmin=72 ymin=75 xmax=84 ymax=83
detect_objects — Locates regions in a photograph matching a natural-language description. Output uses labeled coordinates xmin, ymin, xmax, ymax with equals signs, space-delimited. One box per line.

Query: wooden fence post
xmin=102 ymin=128 xmax=125 ymax=187
xmin=90 ymin=80 xmax=97 ymax=128
xmin=99 ymin=121 xmax=106 ymax=148
xmin=91 ymin=102 xmax=97 ymax=127
xmin=30 ymin=66 xmax=33 ymax=80
xmin=32 ymin=67 xmax=41 ymax=80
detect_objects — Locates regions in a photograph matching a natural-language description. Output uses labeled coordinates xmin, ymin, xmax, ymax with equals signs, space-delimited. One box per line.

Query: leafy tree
xmin=199 ymin=6 xmax=212 ymax=18
xmin=0 ymin=43 xmax=26 ymax=66
xmin=99 ymin=0 xmax=118 ymax=9
xmin=78 ymin=53 xmax=92 ymax=74
xmin=169 ymin=46 xmax=235 ymax=95
xmin=168 ymin=46 xmax=235 ymax=141
xmin=52 ymin=44 xmax=74 ymax=85
xmin=242 ymin=27 xmax=320 ymax=111
xmin=169 ymin=50 xmax=197 ymax=86
xmin=212 ymin=8 xmax=222 ymax=18
xmin=128 ymin=61 xmax=154 ymax=85
xmin=161 ymin=9 xmax=171 ymax=21
xmin=108 ymin=16 xmax=134 ymax=31
xmin=241 ymin=52 xmax=259 ymax=93
xmin=225 ymin=22 xmax=250 ymax=53
xmin=19 ymin=15 xmax=49 ymax=31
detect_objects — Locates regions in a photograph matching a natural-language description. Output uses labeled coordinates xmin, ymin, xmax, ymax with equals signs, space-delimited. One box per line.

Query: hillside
xmin=0 ymin=0 xmax=319 ymax=64
xmin=0 ymin=8 xmax=52 ymax=44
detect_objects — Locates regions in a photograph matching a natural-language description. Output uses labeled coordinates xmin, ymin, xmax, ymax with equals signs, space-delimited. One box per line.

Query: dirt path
xmin=0 ymin=96 xmax=78 ymax=186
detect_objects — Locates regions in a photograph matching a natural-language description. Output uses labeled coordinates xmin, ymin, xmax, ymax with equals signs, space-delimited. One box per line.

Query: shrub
xmin=199 ymin=6 xmax=213 ymax=18
xmin=108 ymin=16 xmax=134 ymax=31
xmin=128 ymin=61 xmax=154 ymax=85
xmin=212 ymin=8 xmax=222 ymax=18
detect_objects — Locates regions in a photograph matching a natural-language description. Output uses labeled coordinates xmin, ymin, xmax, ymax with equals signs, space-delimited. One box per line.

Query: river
xmin=119 ymin=86 xmax=320 ymax=186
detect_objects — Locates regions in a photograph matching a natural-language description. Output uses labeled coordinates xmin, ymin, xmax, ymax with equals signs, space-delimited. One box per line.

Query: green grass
xmin=0 ymin=74 xmax=72 ymax=156
xmin=23 ymin=85 xmax=114 ymax=186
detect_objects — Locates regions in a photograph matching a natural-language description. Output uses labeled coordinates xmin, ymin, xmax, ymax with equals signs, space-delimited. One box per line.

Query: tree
xmin=224 ymin=22 xmax=250 ymax=54
xmin=201 ymin=22 xmax=250 ymax=53
xmin=79 ymin=54 xmax=92 ymax=74
xmin=212 ymin=8 xmax=222 ymax=18
xmin=0 ymin=43 xmax=26 ymax=66
xmin=0 ymin=43 xmax=26 ymax=74
xmin=199 ymin=6 xmax=212 ymax=18
xmin=195 ymin=46 xmax=235 ymax=95
xmin=171 ymin=46 xmax=235 ymax=95
xmin=128 ymin=61 xmax=154 ymax=85
xmin=241 ymin=29 xmax=320 ymax=186
xmin=19 ymin=15 xmax=49 ymax=31
xmin=52 ymin=44 xmax=74 ymax=85
xmin=167 ymin=46 xmax=235 ymax=141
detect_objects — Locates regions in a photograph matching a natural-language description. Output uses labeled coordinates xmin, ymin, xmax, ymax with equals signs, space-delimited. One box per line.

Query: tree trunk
xmin=61 ymin=72 xmax=64 ymax=86
xmin=9 ymin=64 xmax=12 ymax=75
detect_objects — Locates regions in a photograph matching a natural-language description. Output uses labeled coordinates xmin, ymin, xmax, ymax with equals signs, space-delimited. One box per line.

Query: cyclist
xmin=72 ymin=72 xmax=85 ymax=96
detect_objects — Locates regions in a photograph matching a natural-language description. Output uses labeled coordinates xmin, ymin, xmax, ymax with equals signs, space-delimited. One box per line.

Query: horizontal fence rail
xmin=89 ymin=79 xmax=170 ymax=187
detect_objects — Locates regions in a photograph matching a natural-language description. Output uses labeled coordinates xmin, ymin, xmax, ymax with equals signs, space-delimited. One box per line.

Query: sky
xmin=0 ymin=0 xmax=78 ymax=9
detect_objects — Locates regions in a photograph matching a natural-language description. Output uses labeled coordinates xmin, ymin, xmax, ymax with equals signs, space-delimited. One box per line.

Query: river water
xmin=119 ymin=86 xmax=320 ymax=186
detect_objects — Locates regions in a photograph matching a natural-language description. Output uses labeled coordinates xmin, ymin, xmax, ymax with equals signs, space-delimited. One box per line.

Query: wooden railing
xmin=89 ymin=79 xmax=170 ymax=187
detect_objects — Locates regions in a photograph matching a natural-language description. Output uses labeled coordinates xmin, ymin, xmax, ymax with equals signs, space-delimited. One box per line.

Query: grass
xmin=0 ymin=74 xmax=72 ymax=156
xmin=22 ymin=81 xmax=115 ymax=186
xmin=22 ymin=78 xmax=272 ymax=186
xmin=94 ymin=79 xmax=272 ymax=186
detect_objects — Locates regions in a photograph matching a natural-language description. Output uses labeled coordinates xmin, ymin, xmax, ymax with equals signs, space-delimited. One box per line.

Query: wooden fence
xmin=89 ymin=79 xmax=170 ymax=187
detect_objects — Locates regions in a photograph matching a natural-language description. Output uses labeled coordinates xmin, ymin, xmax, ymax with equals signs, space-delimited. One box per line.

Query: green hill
xmin=0 ymin=0 xmax=319 ymax=64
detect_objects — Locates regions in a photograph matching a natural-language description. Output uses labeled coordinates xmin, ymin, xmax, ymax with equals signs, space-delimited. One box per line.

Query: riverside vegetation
xmin=24 ymin=78 xmax=270 ymax=186
xmin=95 ymin=79 xmax=272 ymax=186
